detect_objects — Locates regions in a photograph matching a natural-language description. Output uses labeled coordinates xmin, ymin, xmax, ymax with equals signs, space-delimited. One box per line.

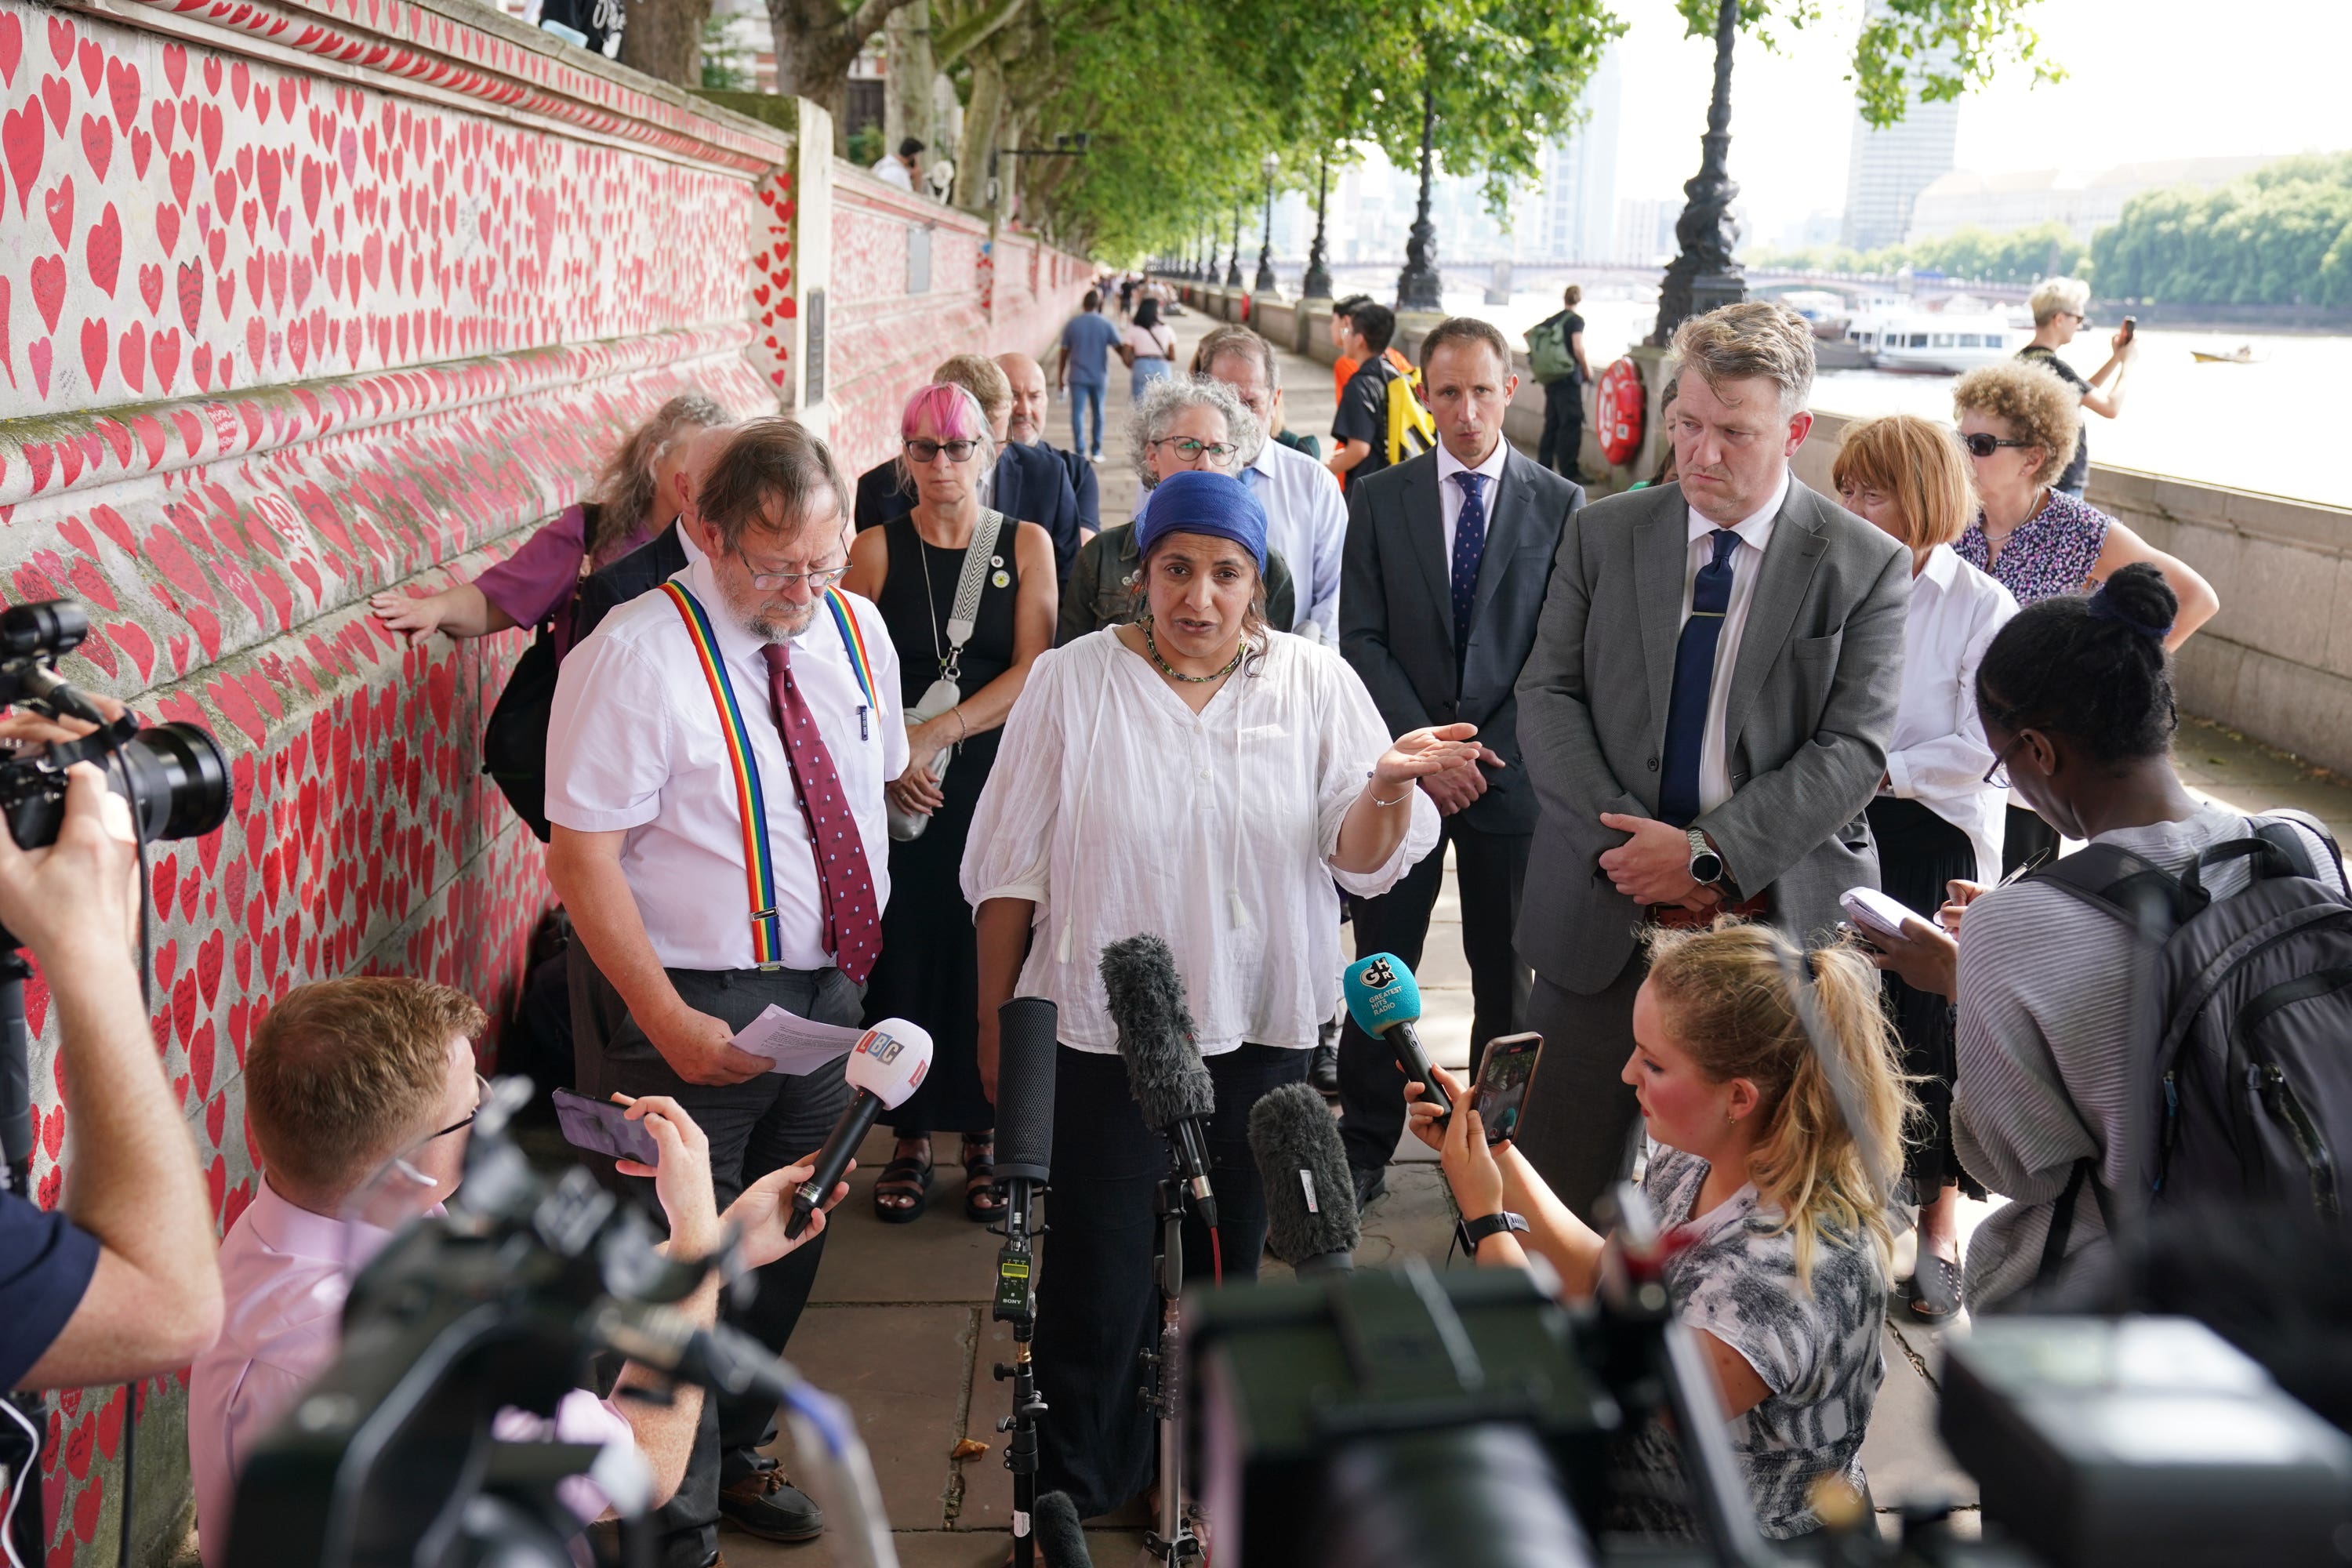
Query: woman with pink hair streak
xmin=841 ymin=382 xmax=1058 ymax=1225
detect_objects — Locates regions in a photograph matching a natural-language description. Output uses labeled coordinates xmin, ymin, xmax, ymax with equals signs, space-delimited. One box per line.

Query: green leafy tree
xmin=1685 ymin=0 xmax=2063 ymax=129
xmin=2093 ymin=154 xmax=2352 ymax=308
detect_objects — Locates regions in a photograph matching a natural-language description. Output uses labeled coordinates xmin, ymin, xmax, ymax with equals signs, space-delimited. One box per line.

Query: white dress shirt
xmin=547 ymin=554 xmax=906 ymax=971
xmin=1243 ymin=437 xmax=1348 ymax=643
xmin=868 ymin=154 xmax=914 ymax=191
xmin=1885 ymin=544 xmax=2016 ymax=883
xmin=960 ymin=630 xmax=1440 ymax=1054
xmin=191 ymin=1184 xmax=632 ymax=1566
xmin=1434 ymin=435 xmax=1512 ymax=564
xmin=1683 ymin=468 xmax=1791 ymax=815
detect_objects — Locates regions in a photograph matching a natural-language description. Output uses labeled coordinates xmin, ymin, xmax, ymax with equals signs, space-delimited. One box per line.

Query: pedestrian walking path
xmin=728 ymin=303 xmax=2352 ymax=1567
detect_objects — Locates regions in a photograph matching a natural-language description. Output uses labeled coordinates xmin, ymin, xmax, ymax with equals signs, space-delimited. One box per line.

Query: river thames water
xmin=1441 ymin=289 xmax=2342 ymax=511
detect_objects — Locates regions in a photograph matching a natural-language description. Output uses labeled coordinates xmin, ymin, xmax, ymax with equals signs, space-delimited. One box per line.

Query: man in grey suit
xmin=1513 ymin=301 xmax=1910 ymax=1221
xmin=1338 ymin=317 xmax=1584 ymax=1201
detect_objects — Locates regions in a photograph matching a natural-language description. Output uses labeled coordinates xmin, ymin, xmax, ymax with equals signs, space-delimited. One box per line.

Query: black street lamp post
xmin=1395 ymin=70 xmax=1443 ymax=313
xmin=1225 ymin=197 xmax=1244 ymax=289
xmin=1254 ymin=152 xmax=1279 ymax=295
xmin=1301 ymin=153 xmax=1334 ymax=300
xmin=1651 ymin=0 xmax=1748 ymax=343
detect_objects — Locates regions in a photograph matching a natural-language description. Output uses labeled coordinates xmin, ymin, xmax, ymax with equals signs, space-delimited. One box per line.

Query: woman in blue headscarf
xmin=960 ymin=469 xmax=1483 ymax=1520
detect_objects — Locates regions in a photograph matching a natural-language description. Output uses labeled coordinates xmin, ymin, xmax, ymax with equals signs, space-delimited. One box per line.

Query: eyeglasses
xmin=1983 ymin=735 xmax=2028 ymax=789
xmin=904 ymin=437 xmax=982 ymax=464
xmin=735 ymin=549 xmax=849 ymax=592
xmin=426 ymin=1072 xmax=492 ymax=1142
xmin=1151 ymin=437 xmax=1240 ymax=466
xmin=1961 ymin=432 xmax=2036 ymax=459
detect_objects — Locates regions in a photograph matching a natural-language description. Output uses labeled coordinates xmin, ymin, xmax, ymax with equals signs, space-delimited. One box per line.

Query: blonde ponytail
xmin=1644 ymin=922 xmax=1916 ymax=1285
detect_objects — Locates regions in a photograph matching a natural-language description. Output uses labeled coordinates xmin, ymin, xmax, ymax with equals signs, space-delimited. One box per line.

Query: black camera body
xmin=0 ymin=598 xmax=229 ymax=856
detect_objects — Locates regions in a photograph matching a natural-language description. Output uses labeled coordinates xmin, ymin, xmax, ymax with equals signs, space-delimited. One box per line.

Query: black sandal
xmin=962 ymin=1134 xmax=1007 ymax=1222
xmin=873 ymin=1142 xmax=934 ymax=1224
xmin=1907 ymin=1250 xmax=1964 ymax=1321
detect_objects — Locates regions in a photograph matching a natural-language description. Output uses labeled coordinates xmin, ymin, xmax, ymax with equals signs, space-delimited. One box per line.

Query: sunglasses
xmin=904 ymin=437 xmax=981 ymax=464
xmin=1961 ymin=432 xmax=2036 ymax=459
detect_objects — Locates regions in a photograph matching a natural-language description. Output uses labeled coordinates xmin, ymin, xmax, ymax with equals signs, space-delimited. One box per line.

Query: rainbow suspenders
xmin=660 ymin=582 xmax=878 ymax=968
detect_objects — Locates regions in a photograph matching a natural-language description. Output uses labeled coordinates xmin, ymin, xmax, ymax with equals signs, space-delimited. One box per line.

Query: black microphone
xmin=1341 ymin=952 xmax=1450 ymax=1120
xmin=993 ymin=996 xmax=1057 ymax=1327
xmin=1100 ymin=935 xmax=1218 ymax=1230
xmin=1034 ymin=1490 xmax=1094 ymax=1567
xmin=1249 ymin=1081 xmax=1360 ymax=1276
xmin=784 ymin=1019 xmax=935 ymax=1240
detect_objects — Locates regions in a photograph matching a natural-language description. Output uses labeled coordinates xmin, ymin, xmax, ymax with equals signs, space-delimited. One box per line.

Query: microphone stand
xmin=1139 ymin=1156 xmax=1204 ymax=1566
xmin=992 ymin=1171 xmax=1047 ymax=1568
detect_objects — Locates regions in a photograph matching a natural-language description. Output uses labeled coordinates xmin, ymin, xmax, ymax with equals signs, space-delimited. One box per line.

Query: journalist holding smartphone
xmin=1406 ymin=922 xmax=1913 ymax=1542
xmin=0 ymin=729 xmax=225 ymax=1393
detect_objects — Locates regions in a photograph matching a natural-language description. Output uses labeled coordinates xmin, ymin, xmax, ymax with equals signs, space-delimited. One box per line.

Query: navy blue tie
xmin=1450 ymin=471 xmax=1490 ymax=654
xmin=1659 ymin=528 xmax=1742 ymax=828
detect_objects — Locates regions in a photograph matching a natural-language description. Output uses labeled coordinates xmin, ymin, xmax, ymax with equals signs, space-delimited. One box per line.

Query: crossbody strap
xmin=659 ymin=582 xmax=786 ymax=967
xmin=942 ymin=510 xmax=1005 ymax=667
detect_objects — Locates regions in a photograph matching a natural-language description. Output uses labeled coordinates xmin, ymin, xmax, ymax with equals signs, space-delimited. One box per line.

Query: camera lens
xmin=118 ymin=721 xmax=232 ymax=842
xmin=0 ymin=601 xmax=88 ymax=658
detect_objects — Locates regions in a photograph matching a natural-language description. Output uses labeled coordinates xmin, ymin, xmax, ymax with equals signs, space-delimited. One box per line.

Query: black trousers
xmin=1868 ymin=797 xmax=1987 ymax=1200
xmin=1515 ymin=956 xmax=1647 ymax=1227
xmin=1035 ymin=1043 xmax=1309 ymax=1519
xmin=2002 ymin=801 xmax=2061 ymax=879
xmin=1537 ymin=376 xmax=1585 ymax=479
xmin=1337 ymin=820 xmax=1531 ymax=1176
xmin=572 ymin=955 xmax=857 ymax=1567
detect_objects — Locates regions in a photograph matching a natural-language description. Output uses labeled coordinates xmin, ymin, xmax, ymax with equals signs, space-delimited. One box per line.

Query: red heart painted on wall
xmin=2 ymin=100 xmax=42 ymax=213
xmin=162 ymin=42 xmax=185 ymax=93
xmin=27 ymin=336 xmax=49 ymax=397
xmin=137 ymin=261 xmax=161 ymax=313
xmin=78 ymin=317 xmax=106 ymax=387
xmin=77 ymin=112 xmax=107 ymax=180
xmin=0 ymin=15 xmax=19 ymax=89
xmin=105 ymin=56 xmax=138 ymax=132
xmin=29 ymin=253 xmax=64 ymax=331
xmin=175 ymin=259 xmax=201 ymax=331
xmin=128 ymin=125 xmax=149 ymax=179
xmin=154 ymin=201 xmax=177 ymax=256
xmin=85 ymin=201 xmax=122 ymax=295
xmin=39 ymin=73 xmax=67 ymax=135
xmin=150 ymin=98 xmax=172 ymax=156
xmin=42 ymin=173 xmax=70 ymax=245
xmin=73 ymin=37 xmax=99 ymax=96
xmin=117 ymin=321 xmax=144 ymax=390
xmin=199 ymin=103 xmax=221 ymax=170
xmin=169 ymin=147 xmax=191 ymax=205
xmin=150 ymin=327 xmax=177 ymax=390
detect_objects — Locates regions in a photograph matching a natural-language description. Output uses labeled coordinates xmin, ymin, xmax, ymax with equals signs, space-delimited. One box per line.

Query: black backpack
xmin=2031 ymin=812 xmax=2352 ymax=1287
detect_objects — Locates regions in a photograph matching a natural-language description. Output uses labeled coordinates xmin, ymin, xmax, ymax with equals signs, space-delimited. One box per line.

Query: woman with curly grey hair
xmin=1054 ymin=375 xmax=1299 ymax=644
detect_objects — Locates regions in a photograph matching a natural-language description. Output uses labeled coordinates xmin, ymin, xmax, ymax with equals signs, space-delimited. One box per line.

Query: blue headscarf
xmin=1133 ymin=469 xmax=1269 ymax=574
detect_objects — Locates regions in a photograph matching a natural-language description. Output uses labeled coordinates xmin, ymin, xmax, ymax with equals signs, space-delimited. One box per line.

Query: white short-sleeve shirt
xmin=959 ymin=630 xmax=1440 ymax=1053
xmin=546 ymin=554 xmax=906 ymax=972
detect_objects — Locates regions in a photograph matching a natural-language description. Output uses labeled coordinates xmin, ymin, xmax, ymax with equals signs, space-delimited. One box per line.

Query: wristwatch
xmin=1686 ymin=828 xmax=1725 ymax=887
xmin=1457 ymin=1210 xmax=1530 ymax=1254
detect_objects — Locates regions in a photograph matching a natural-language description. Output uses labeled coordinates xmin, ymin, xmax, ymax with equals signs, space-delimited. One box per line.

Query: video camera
xmin=225 ymin=1077 xmax=899 ymax=1568
xmin=1183 ymin=1186 xmax=2352 ymax=1568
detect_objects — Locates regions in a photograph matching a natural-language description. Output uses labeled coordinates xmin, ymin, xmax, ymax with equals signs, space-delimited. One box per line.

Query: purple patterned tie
xmin=761 ymin=641 xmax=880 ymax=984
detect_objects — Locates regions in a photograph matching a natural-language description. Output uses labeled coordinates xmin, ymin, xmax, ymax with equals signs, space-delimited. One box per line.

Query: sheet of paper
xmin=731 ymin=1004 xmax=865 ymax=1076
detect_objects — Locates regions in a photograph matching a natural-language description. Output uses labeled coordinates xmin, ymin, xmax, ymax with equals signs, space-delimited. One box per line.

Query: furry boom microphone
xmin=1100 ymin=934 xmax=1219 ymax=1230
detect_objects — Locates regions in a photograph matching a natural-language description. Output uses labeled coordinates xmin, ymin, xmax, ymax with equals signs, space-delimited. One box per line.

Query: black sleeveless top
xmin=876 ymin=510 xmax=1019 ymax=778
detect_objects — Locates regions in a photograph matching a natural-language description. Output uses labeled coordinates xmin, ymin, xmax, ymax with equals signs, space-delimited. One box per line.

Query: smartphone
xmin=552 ymin=1087 xmax=660 ymax=1165
xmin=2120 ymin=315 xmax=2137 ymax=343
xmin=1471 ymin=1033 xmax=1543 ymax=1146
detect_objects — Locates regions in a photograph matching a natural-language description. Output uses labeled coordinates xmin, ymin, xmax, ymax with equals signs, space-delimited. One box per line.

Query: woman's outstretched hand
xmin=1374 ymin=723 xmax=1483 ymax=792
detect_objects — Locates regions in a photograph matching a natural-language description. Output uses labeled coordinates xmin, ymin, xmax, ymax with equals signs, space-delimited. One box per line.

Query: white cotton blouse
xmin=960 ymin=627 xmax=1441 ymax=1054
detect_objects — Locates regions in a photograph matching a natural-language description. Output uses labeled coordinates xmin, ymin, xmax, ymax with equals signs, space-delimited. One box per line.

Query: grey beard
xmin=740 ymin=601 xmax=816 ymax=644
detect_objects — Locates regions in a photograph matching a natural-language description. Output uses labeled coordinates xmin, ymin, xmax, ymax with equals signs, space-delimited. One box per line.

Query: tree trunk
xmin=884 ymin=0 xmax=935 ymax=158
xmin=953 ymin=49 xmax=1004 ymax=212
xmin=617 ymin=0 xmax=710 ymax=85
xmin=768 ymin=0 xmax=914 ymax=152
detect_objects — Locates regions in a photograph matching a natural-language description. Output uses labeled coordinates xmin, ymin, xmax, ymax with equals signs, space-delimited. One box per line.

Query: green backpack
xmin=1525 ymin=314 xmax=1576 ymax=384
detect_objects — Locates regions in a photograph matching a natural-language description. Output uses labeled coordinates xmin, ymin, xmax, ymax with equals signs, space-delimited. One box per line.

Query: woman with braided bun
xmin=1404 ymin=920 xmax=1915 ymax=1541
xmin=1866 ymin=564 xmax=2343 ymax=1311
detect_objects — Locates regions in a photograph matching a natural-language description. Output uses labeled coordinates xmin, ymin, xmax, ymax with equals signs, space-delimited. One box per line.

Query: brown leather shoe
xmin=719 ymin=1461 xmax=826 ymax=1542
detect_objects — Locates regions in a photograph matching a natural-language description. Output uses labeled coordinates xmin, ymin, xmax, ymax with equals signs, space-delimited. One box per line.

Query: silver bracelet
xmin=1368 ymin=781 xmax=1412 ymax=808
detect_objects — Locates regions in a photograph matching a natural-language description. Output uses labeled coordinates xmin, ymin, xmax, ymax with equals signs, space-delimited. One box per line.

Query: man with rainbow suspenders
xmin=547 ymin=419 xmax=905 ymax=1566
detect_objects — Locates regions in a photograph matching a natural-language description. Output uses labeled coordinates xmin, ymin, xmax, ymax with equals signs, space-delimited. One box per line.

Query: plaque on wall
xmin=806 ymin=289 xmax=827 ymax=405
xmin=908 ymin=227 xmax=932 ymax=296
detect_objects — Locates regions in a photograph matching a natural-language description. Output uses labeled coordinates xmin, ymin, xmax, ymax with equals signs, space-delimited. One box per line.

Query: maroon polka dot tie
xmin=762 ymin=641 xmax=880 ymax=984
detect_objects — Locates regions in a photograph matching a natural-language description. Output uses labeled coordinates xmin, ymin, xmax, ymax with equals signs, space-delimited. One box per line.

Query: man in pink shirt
xmin=190 ymin=977 xmax=844 ymax=1566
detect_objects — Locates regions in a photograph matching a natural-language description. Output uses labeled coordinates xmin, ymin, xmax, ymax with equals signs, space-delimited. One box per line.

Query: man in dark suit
xmin=1338 ymin=317 xmax=1584 ymax=1203
xmin=1513 ymin=301 xmax=1910 ymax=1221
xmin=998 ymin=350 xmax=1100 ymax=540
xmin=851 ymin=352 xmax=1082 ymax=580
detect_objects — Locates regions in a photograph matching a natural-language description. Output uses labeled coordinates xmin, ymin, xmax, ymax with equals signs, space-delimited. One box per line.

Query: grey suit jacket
xmin=1341 ymin=448 xmax=1584 ymax=837
xmin=1514 ymin=475 xmax=1911 ymax=993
